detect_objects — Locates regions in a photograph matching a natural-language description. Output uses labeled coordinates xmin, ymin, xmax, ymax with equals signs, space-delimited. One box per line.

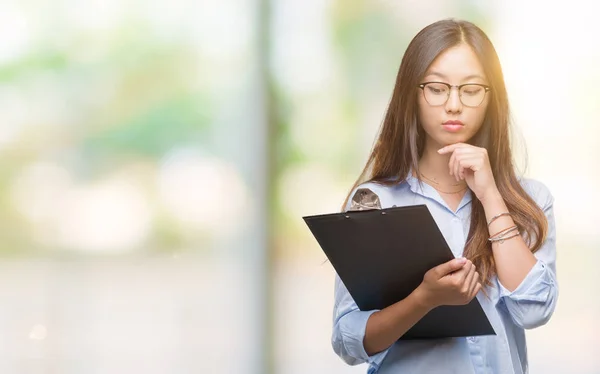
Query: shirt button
xmin=452 ymin=217 xmax=460 ymax=223
xmin=468 ymin=337 xmax=476 ymax=342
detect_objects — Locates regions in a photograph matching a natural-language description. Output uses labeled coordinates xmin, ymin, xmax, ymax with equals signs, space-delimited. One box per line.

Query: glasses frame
xmin=418 ymin=81 xmax=491 ymax=107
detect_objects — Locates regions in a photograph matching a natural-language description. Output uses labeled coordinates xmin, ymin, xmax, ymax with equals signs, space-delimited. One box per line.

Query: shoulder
xmin=518 ymin=177 xmax=554 ymax=210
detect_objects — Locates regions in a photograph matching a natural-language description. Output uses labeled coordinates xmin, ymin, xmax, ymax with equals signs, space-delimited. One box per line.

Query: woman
xmin=332 ymin=19 xmax=558 ymax=373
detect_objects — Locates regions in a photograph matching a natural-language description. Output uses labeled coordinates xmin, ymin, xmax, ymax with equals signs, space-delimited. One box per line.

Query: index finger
xmin=435 ymin=258 xmax=468 ymax=277
xmin=438 ymin=143 xmax=468 ymax=154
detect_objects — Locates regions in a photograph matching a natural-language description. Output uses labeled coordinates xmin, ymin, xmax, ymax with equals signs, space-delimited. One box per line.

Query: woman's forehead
xmin=424 ymin=45 xmax=487 ymax=82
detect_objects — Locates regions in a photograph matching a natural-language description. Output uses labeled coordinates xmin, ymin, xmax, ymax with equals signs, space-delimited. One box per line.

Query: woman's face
xmin=417 ymin=43 xmax=490 ymax=151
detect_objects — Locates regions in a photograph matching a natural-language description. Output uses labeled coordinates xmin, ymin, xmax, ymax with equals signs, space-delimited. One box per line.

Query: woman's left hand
xmin=438 ymin=143 xmax=501 ymax=203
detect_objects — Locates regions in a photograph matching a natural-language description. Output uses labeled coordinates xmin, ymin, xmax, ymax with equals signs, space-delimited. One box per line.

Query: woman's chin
xmin=432 ymin=134 xmax=470 ymax=147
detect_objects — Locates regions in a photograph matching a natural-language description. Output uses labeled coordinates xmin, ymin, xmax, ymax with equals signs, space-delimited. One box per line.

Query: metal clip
xmin=348 ymin=188 xmax=382 ymax=211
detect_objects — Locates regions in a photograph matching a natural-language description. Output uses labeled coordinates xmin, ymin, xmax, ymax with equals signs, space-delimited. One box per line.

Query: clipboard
xmin=303 ymin=204 xmax=495 ymax=340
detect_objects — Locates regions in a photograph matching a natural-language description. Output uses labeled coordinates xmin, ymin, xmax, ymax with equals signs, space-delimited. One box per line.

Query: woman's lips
xmin=442 ymin=120 xmax=464 ymax=132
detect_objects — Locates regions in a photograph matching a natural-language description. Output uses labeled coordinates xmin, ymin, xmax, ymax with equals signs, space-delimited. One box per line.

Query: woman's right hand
xmin=415 ymin=258 xmax=482 ymax=309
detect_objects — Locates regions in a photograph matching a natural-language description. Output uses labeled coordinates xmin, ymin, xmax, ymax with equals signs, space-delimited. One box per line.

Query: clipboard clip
xmin=346 ymin=188 xmax=382 ymax=215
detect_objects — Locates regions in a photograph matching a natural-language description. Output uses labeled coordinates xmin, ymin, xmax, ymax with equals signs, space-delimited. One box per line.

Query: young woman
xmin=332 ymin=19 xmax=558 ymax=373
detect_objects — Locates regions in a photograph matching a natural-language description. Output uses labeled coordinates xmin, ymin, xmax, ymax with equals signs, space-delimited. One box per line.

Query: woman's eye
xmin=427 ymin=85 xmax=447 ymax=94
xmin=462 ymin=86 xmax=482 ymax=95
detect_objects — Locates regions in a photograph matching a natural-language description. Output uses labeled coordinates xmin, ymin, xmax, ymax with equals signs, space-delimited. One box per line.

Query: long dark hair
xmin=344 ymin=19 xmax=547 ymax=287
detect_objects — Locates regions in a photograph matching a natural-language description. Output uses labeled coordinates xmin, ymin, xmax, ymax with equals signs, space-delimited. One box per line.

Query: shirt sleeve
xmin=331 ymin=274 xmax=391 ymax=370
xmin=331 ymin=183 xmax=391 ymax=370
xmin=497 ymin=182 xmax=559 ymax=329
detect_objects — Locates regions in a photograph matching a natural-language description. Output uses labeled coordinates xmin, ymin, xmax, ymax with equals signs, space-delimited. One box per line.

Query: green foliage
xmin=82 ymin=93 xmax=211 ymax=159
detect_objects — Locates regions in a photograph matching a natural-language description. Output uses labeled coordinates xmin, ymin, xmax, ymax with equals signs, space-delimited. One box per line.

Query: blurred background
xmin=0 ymin=0 xmax=598 ymax=373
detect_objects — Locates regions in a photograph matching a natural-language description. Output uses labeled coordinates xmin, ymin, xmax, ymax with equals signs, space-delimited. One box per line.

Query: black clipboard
xmin=303 ymin=204 xmax=495 ymax=340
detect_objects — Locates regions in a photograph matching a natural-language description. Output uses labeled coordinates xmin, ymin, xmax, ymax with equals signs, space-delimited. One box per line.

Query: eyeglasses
xmin=418 ymin=82 xmax=491 ymax=107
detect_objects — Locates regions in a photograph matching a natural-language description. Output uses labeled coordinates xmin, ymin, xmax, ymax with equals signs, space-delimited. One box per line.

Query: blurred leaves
xmin=83 ymin=93 xmax=211 ymax=159
xmin=0 ymin=50 xmax=70 ymax=82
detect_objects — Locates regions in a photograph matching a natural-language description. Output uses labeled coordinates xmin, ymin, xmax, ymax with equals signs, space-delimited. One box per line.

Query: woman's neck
xmin=418 ymin=143 xmax=465 ymax=187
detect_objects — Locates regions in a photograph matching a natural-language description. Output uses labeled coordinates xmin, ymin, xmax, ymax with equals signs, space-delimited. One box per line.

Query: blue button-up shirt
xmin=332 ymin=173 xmax=558 ymax=374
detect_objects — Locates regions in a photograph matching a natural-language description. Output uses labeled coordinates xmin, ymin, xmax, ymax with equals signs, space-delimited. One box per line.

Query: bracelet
xmin=488 ymin=231 xmax=520 ymax=244
xmin=487 ymin=212 xmax=511 ymax=226
xmin=488 ymin=225 xmax=519 ymax=244
xmin=490 ymin=225 xmax=518 ymax=239
xmin=489 ymin=230 xmax=519 ymax=243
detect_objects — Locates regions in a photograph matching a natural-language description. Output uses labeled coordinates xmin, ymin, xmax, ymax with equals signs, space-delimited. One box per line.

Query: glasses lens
xmin=460 ymin=84 xmax=486 ymax=107
xmin=423 ymin=83 xmax=449 ymax=106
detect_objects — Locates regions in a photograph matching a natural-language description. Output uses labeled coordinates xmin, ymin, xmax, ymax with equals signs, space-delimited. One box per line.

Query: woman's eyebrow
xmin=424 ymin=71 xmax=448 ymax=80
xmin=462 ymin=73 xmax=486 ymax=81
xmin=424 ymin=71 xmax=486 ymax=81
